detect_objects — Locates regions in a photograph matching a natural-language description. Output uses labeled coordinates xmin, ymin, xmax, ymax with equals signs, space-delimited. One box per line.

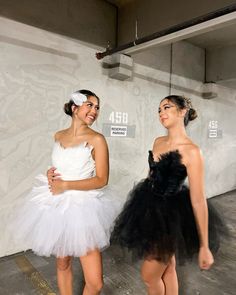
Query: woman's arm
xmin=50 ymin=134 xmax=109 ymax=194
xmin=186 ymin=147 xmax=208 ymax=247
xmin=185 ymin=147 xmax=214 ymax=269
xmin=46 ymin=131 xmax=64 ymax=185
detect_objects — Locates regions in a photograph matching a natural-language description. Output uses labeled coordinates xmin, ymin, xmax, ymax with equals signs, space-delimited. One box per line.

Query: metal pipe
xmin=96 ymin=3 xmax=236 ymax=60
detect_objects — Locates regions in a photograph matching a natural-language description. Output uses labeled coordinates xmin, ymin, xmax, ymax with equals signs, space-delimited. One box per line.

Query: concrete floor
xmin=0 ymin=190 xmax=235 ymax=295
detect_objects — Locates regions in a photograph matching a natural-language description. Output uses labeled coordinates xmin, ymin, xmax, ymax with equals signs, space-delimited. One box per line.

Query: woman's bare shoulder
xmin=54 ymin=129 xmax=69 ymax=141
xmin=153 ymin=136 xmax=168 ymax=146
xmin=181 ymin=142 xmax=201 ymax=155
xmin=88 ymin=130 xmax=107 ymax=147
xmin=180 ymin=143 xmax=203 ymax=166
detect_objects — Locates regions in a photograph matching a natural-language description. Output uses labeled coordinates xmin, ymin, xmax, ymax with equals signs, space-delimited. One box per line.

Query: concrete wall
xmin=0 ymin=17 xmax=236 ymax=257
xmin=132 ymin=41 xmax=205 ymax=82
xmin=117 ymin=0 xmax=236 ymax=44
xmin=0 ymin=0 xmax=117 ymax=48
xmin=207 ymin=44 xmax=236 ymax=88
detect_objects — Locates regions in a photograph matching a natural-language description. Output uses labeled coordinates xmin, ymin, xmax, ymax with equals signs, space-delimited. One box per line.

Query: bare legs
xmin=57 ymin=256 xmax=73 ymax=295
xmin=56 ymin=250 xmax=103 ymax=295
xmin=141 ymin=256 xmax=178 ymax=295
xmin=162 ymin=256 xmax=178 ymax=295
xmin=80 ymin=249 xmax=103 ymax=295
xmin=56 ymin=252 xmax=177 ymax=295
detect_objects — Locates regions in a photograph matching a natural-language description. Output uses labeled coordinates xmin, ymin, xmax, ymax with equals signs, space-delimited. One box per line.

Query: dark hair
xmin=64 ymin=89 xmax=100 ymax=117
xmin=161 ymin=95 xmax=197 ymax=126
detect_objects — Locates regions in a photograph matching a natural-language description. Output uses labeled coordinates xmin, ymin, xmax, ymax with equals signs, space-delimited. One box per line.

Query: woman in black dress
xmin=112 ymin=95 xmax=223 ymax=295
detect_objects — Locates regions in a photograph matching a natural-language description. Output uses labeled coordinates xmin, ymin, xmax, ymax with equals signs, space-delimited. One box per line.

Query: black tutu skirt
xmin=111 ymin=150 xmax=227 ymax=263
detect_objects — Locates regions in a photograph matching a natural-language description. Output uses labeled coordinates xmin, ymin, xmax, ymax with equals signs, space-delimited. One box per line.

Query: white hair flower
xmin=71 ymin=92 xmax=87 ymax=106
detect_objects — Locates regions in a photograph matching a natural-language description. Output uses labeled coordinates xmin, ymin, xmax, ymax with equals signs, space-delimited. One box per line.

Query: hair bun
xmin=188 ymin=108 xmax=198 ymax=121
xmin=64 ymin=102 xmax=73 ymax=117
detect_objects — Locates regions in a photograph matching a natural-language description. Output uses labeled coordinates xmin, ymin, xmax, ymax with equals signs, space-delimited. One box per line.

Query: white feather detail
xmin=71 ymin=92 xmax=87 ymax=106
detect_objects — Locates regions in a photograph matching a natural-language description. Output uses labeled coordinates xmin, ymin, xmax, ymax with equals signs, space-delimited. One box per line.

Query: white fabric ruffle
xmin=13 ymin=175 xmax=121 ymax=257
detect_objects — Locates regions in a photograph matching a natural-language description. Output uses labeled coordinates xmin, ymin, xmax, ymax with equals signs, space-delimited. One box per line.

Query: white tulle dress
xmin=13 ymin=141 xmax=121 ymax=257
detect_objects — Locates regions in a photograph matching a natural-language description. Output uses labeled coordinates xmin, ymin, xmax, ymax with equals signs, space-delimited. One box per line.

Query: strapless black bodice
xmin=148 ymin=150 xmax=187 ymax=198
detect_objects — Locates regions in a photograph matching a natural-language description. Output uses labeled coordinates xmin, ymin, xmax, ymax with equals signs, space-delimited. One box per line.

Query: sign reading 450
xmin=109 ymin=112 xmax=128 ymax=124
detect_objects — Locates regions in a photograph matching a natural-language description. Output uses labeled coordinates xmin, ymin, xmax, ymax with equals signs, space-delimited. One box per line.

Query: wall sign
xmin=208 ymin=120 xmax=223 ymax=138
xmin=102 ymin=111 xmax=136 ymax=138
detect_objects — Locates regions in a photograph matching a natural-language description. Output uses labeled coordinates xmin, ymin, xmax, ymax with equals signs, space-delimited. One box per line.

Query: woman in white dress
xmin=15 ymin=90 xmax=120 ymax=295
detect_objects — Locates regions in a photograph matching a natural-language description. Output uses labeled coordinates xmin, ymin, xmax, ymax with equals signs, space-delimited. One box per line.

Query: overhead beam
xmin=124 ymin=11 xmax=236 ymax=54
xmin=96 ymin=6 xmax=236 ymax=58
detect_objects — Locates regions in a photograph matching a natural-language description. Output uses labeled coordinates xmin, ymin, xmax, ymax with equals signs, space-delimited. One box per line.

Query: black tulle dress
xmin=111 ymin=150 xmax=224 ymax=263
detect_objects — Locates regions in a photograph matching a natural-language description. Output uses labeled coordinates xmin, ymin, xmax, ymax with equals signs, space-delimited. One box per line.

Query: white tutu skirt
xmin=13 ymin=175 xmax=121 ymax=257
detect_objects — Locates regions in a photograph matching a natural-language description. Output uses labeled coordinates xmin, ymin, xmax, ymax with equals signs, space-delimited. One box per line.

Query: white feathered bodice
xmin=52 ymin=141 xmax=95 ymax=181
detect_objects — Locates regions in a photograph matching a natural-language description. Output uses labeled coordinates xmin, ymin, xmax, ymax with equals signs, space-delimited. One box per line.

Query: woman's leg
xmin=80 ymin=249 xmax=103 ymax=295
xmin=56 ymin=256 xmax=73 ymax=295
xmin=141 ymin=258 xmax=168 ymax=295
xmin=162 ymin=256 xmax=178 ymax=295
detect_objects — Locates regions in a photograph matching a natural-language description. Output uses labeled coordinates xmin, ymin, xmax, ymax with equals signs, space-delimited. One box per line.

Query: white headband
xmin=71 ymin=92 xmax=87 ymax=106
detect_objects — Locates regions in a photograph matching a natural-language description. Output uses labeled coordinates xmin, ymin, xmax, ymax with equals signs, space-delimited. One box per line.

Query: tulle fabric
xmin=13 ymin=175 xmax=120 ymax=257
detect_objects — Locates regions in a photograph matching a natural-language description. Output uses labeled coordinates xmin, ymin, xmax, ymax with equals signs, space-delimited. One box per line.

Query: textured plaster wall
xmin=0 ymin=17 xmax=236 ymax=257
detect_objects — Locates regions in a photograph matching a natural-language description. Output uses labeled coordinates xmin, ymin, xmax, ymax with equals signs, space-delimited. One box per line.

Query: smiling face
xmin=74 ymin=96 xmax=100 ymax=125
xmin=158 ymin=99 xmax=186 ymax=129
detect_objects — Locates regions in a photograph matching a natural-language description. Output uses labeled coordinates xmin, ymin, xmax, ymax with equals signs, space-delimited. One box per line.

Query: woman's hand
xmin=50 ymin=178 xmax=67 ymax=195
xmin=47 ymin=167 xmax=63 ymax=195
xmin=47 ymin=167 xmax=60 ymax=185
xmin=198 ymin=246 xmax=214 ymax=270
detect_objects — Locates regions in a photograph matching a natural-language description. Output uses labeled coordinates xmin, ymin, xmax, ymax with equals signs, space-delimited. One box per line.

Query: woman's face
xmin=74 ymin=96 xmax=100 ymax=125
xmin=158 ymin=99 xmax=186 ymax=128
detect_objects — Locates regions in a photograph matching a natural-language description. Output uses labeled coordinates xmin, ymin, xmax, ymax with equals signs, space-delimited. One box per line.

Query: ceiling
xmin=186 ymin=22 xmax=236 ymax=49
xmin=106 ymin=0 xmax=133 ymax=7
xmin=104 ymin=0 xmax=236 ymax=89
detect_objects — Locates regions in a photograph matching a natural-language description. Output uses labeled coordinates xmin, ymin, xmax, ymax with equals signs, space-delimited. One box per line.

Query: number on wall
xmin=109 ymin=112 xmax=128 ymax=124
